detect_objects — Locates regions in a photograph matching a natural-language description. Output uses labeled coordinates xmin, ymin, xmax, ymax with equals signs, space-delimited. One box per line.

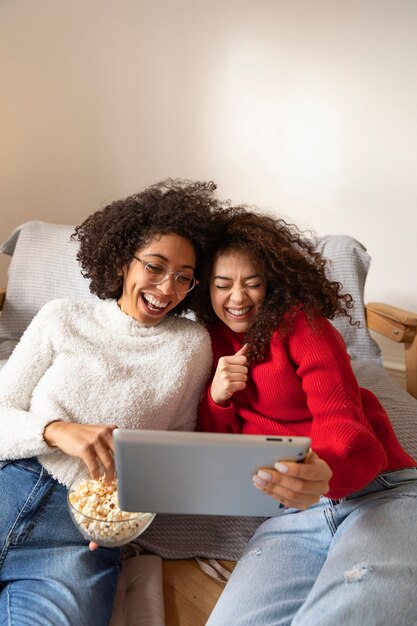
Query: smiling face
xmin=118 ymin=233 xmax=196 ymax=325
xmin=210 ymin=250 xmax=267 ymax=333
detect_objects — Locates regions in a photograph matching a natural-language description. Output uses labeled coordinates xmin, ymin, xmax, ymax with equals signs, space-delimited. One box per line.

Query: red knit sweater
xmin=198 ymin=312 xmax=416 ymax=498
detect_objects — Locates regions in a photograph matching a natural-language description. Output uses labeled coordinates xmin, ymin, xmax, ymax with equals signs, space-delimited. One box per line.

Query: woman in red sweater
xmin=197 ymin=208 xmax=417 ymax=626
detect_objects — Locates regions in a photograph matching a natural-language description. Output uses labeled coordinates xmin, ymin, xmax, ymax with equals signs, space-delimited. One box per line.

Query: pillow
xmin=316 ymin=234 xmax=382 ymax=365
xmin=0 ymin=221 xmax=97 ymax=362
xmin=110 ymin=555 xmax=165 ymax=626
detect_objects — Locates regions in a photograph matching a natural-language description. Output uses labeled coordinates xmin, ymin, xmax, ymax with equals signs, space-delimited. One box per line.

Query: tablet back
xmin=114 ymin=430 xmax=311 ymax=517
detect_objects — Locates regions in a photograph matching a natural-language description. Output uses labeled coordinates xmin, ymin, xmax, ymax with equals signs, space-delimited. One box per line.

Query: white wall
xmin=1 ymin=0 xmax=417 ymax=315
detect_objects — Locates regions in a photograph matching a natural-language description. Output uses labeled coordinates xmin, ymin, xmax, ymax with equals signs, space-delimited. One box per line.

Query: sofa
xmin=1 ymin=221 xmax=416 ymax=625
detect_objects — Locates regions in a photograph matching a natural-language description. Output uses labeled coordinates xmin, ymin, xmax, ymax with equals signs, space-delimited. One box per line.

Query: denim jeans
xmin=0 ymin=459 xmax=121 ymax=626
xmin=207 ymin=468 xmax=417 ymax=626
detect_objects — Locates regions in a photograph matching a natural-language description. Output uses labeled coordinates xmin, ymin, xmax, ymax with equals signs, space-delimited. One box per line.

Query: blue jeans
xmin=207 ymin=468 xmax=417 ymax=626
xmin=0 ymin=459 xmax=121 ymax=626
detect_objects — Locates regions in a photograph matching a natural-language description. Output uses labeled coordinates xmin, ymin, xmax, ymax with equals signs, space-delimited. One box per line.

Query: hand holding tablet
xmin=252 ymin=448 xmax=332 ymax=510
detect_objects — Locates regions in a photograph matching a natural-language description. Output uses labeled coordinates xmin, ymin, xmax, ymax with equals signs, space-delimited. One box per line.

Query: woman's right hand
xmin=253 ymin=449 xmax=332 ymax=509
xmin=210 ymin=344 xmax=249 ymax=406
xmin=43 ymin=421 xmax=117 ymax=484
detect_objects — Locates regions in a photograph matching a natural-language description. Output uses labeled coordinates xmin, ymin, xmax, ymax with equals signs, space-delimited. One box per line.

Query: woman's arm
xmin=0 ymin=302 xmax=59 ymax=459
xmin=43 ymin=420 xmax=117 ymax=483
xmin=287 ymin=312 xmax=388 ymax=498
xmin=197 ymin=344 xmax=248 ymax=433
xmin=197 ymin=384 xmax=243 ymax=433
xmin=0 ymin=300 xmax=117 ymax=481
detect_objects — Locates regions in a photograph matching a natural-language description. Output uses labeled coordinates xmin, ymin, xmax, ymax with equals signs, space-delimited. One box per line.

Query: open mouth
xmin=142 ymin=293 xmax=170 ymax=315
xmin=225 ymin=306 xmax=253 ymax=319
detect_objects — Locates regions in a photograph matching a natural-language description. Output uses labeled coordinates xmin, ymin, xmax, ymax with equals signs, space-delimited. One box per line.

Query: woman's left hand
xmin=252 ymin=449 xmax=332 ymax=510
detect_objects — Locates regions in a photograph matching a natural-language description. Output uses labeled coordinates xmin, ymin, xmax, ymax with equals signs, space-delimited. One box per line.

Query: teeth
xmin=227 ymin=307 xmax=251 ymax=316
xmin=143 ymin=294 xmax=169 ymax=309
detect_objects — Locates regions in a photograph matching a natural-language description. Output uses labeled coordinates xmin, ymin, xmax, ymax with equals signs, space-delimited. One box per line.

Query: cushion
xmin=109 ymin=555 xmax=165 ymax=626
xmin=316 ymin=235 xmax=382 ymax=365
xmin=0 ymin=221 xmax=97 ymax=361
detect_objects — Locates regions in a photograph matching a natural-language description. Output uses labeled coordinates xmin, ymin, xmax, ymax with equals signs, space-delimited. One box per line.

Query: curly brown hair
xmin=195 ymin=207 xmax=358 ymax=362
xmin=72 ymin=179 xmax=226 ymax=317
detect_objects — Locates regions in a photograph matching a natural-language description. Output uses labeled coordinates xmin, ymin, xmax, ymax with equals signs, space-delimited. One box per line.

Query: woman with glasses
xmin=196 ymin=207 xmax=417 ymax=626
xmin=0 ymin=179 xmax=223 ymax=626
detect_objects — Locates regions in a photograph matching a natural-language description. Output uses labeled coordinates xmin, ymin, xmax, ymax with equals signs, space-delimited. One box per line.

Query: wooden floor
xmin=163 ymin=559 xmax=235 ymax=626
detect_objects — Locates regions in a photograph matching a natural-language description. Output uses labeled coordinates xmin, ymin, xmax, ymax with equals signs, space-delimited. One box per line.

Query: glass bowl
xmin=67 ymin=477 xmax=155 ymax=548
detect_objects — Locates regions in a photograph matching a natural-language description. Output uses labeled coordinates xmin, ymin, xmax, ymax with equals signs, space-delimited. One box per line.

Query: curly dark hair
xmin=195 ymin=207 xmax=358 ymax=362
xmin=72 ymin=179 xmax=227 ymax=317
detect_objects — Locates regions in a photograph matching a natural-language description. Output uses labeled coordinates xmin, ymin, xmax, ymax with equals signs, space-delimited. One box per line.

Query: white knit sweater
xmin=0 ymin=298 xmax=212 ymax=486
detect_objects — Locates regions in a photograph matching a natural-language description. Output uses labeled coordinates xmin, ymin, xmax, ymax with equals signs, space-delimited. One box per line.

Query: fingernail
xmin=274 ymin=462 xmax=289 ymax=473
xmin=257 ymin=470 xmax=272 ymax=481
xmin=252 ymin=476 xmax=267 ymax=488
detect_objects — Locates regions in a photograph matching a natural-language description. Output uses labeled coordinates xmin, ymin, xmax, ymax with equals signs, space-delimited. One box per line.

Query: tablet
xmin=114 ymin=430 xmax=311 ymax=517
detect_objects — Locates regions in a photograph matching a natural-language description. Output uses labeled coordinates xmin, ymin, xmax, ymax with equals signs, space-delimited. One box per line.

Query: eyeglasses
xmin=134 ymin=256 xmax=199 ymax=294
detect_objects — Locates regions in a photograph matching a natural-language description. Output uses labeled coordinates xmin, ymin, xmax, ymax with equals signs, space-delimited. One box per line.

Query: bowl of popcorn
xmin=67 ymin=477 xmax=155 ymax=548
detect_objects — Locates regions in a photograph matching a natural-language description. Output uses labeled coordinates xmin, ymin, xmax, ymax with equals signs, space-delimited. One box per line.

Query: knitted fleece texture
xmin=0 ymin=298 xmax=212 ymax=487
xmin=198 ymin=312 xmax=416 ymax=499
